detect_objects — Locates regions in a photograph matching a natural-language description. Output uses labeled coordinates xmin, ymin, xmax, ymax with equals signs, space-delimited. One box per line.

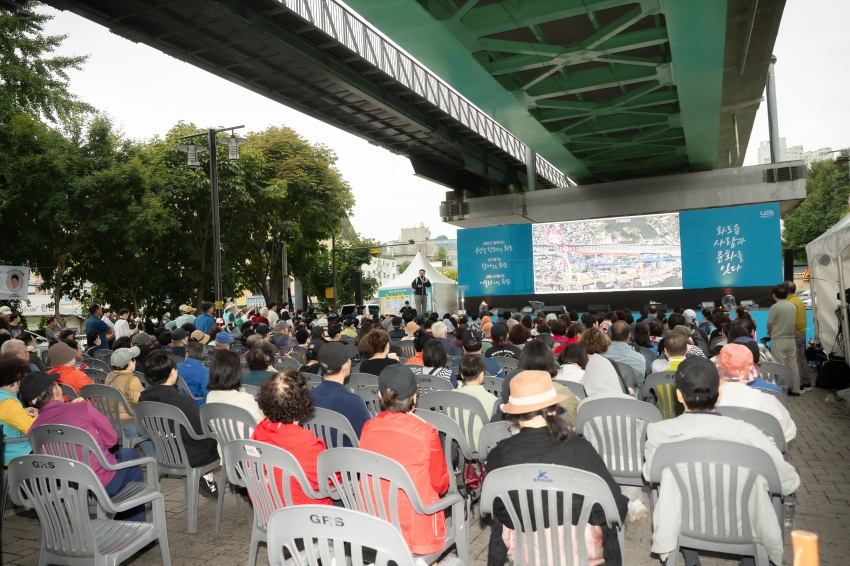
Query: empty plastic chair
xmin=610 ymin=359 xmax=640 ymax=390
xmin=396 ymin=341 xmax=416 ymax=359
xmin=317 ymin=448 xmax=468 ymax=565
xmin=355 ymin=386 xmax=382 ymax=418
xmin=344 ymin=373 xmax=379 ymax=393
xmin=758 ymin=362 xmax=792 ymax=393
xmin=199 ymin=403 xmax=256 ymax=533
xmin=418 ymin=391 xmax=490 ymax=457
xmin=416 ymin=409 xmax=476 ymax=497
xmin=648 ymin=439 xmax=784 ymax=566
xmin=134 ymin=401 xmax=221 ymax=533
xmin=80 ymin=384 xmax=148 ymax=449
xmin=477 ymin=421 xmax=512 ymax=462
xmin=554 ymin=379 xmax=586 ymax=400
xmin=639 ymin=372 xmax=681 ymax=419
xmin=7 ymin=454 xmax=171 ymax=566
xmin=300 ymin=407 xmax=360 ymax=448
xmin=575 ymin=397 xmax=662 ymax=485
xmin=226 ymin=440 xmax=329 ymax=566
xmin=718 ymin=405 xmax=788 ymax=457
xmin=480 ymin=463 xmax=625 ymax=566
xmin=91 ymin=348 xmax=113 ymax=360
xmin=83 ymin=367 xmax=109 ymax=384
xmin=415 ymin=373 xmax=454 ymax=395
xmin=267 ymin=505 xmax=464 ymax=566
xmin=0 ymin=435 xmax=30 ymax=523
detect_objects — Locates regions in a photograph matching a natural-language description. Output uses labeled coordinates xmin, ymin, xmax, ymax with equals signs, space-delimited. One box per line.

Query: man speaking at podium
xmin=411 ymin=269 xmax=431 ymax=314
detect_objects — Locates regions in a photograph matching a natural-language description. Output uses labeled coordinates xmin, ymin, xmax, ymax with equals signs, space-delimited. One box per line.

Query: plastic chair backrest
xmin=638 ymin=347 xmax=656 ymax=363
xmin=290 ymin=346 xmax=307 ymax=366
xmin=415 ymin=373 xmax=454 ymax=395
xmin=494 ymin=357 xmax=519 ymax=369
xmin=58 ymin=383 xmax=78 ymax=401
xmin=554 ymin=379 xmax=586 ymax=399
xmin=396 ymin=341 xmax=416 ymax=359
xmin=479 ymin=463 xmax=624 ymax=566
xmin=267 ymin=505 xmax=418 ymax=566
xmin=415 ymin=409 xmax=473 ymax=495
xmin=8 ymin=455 xmax=105 ymax=559
xmin=92 ymin=349 xmax=113 ymax=360
xmin=610 ymin=359 xmax=638 ymax=390
xmin=753 ymin=387 xmax=789 ymax=410
xmin=758 ymin=362 xmax=791 ymax=392
xmin=29 ymin=424 xmax=110 ymax=471
xmin=242 ymin=384 xmax=260 ymax=398
xmin=344 ymin=373 xmax=379 ymax=393
xmin=83 ymin=367 xmax=108 ymax=384
xmin=355 ymin=386 xmax=382 ymax=418
xmin=477 ymin=421 xmax=511 ymax=461
xmin=199 ymin=402 xmax=256 ymax=449
xmin=224 ymin=440 xmax=320 ymax=535
xmin=135 ymin=401 xmax=204 ymax=474
xmin=717 ymin=406 xmax=787 ymax=455
xmin=418 ymin=391 xmax=489 ymax=454
xmin=639 ymin=372 xmax=682 ymax=419
xmin=649 ymin=439 xmax=783 ymax=551
xmin=133 ymin=371 xmax=151 ymax=389
xmin=273 ymin=357 xmax=300 ymax=370
xmin=80 ymin=384 xmax=134 ymax=439
xmin=41 ymin=349 xmax=50 ymax=364
xmin=575 ymin=398 xmax=663 ymax=485
xmin=481 ymin=376 xmax=503 ymax=398
xmin=301 ymin=407 xmax=360 ymax=448
xmin=505 ymin=368 xmax=522 ymax=380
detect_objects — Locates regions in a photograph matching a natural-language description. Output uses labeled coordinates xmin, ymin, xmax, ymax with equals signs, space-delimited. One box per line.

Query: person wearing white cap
xmin=105 ymin=347 xmax=155 ymax=457
xmin=166 ymin=304 xmax=196 ymax=330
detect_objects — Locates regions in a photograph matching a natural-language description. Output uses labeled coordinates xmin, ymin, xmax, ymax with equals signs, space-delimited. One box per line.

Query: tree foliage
xmin=397 ymin=260 xmax=411 ymax=274
xmin=783 ymin=157 xmax=850 ymax=261
xmin=432 ymin=245 xmax=453 ymax=266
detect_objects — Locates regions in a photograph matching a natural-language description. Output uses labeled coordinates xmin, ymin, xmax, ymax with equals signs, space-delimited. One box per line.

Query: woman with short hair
xmin=242 ymin=342 xmax=277 ymax=387
xmin=0 ymin=358 xmax=35 ymax=465
xmin=206 ymin=349 xmax=263 ymax=424
xmin=556 ymin=343 xmax=588 ymax=384
xmin=358 ymin=329 xmax=399 ymax=376
xmin=251 ymin=369 xmax=333 ymax=506
xmin=411 ymin=338 xmax=456 ymax=387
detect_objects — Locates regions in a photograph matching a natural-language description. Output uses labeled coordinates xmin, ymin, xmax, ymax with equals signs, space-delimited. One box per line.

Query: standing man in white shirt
xmin=113 ymin=309 xmax=137 ymax=340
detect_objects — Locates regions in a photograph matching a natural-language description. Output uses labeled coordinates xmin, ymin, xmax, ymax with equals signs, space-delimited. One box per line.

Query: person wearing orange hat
xmin=485 ymin=370 xmax=628 ymax=566
xmin=715 ymin=343 xmax=796 ymax=444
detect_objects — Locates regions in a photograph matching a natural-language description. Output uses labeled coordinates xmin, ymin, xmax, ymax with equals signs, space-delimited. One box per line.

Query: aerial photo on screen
xmin=532 ymin=213 xmax=682 ymax=293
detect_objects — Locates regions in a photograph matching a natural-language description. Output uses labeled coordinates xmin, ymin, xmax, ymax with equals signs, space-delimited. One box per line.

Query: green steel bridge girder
xmin=345 ymin=0 xmax=730 ymax=183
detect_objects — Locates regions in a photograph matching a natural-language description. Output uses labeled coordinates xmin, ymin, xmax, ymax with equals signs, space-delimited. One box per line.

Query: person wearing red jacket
xmin=359 ymin=364 xmax=449 ymax=557
xmin=252 ymin=369 xmax=333 ymax=507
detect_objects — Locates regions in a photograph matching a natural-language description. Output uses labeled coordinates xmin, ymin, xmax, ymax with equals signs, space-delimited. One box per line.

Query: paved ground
xmin=3 ymin=381 xmax=849 ymax=565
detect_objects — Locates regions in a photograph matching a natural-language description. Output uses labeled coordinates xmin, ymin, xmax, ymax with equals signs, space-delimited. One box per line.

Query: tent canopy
xmin=805 ymin=212 xmax=850 ymax=356
xmin=379 ymin=252 xmax=456 ymax=290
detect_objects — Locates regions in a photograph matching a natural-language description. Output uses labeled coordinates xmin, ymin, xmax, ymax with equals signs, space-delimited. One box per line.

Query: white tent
xmin=805 ymin=212 xmax=850 ymax=357
xmin=377 ymin=252 xmax=457 ymax=315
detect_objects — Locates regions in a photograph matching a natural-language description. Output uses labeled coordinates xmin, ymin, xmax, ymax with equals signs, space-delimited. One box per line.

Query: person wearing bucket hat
xmin=642 ymin=356 xmax=799 ymax=566
xmin=104 ymin=347 xmax=156 ymax=458
xmin=486 ymin=370 xmax=628 ymax=565
xmin=715 ymin=344 xmax=796 ymax=444
xmin=45 ymin=342 xmax=93 ymax=394
xmin=166 ymin=304 xmax=196 ymax=330
xmin=358 ymin=364 xmax=449 ymax=556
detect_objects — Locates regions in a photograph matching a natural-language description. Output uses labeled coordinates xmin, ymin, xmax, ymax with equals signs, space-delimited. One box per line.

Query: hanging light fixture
xmin=176 ymin=142 xmax=208 ymax=169
xmin=218 ymin=133 xmax=247 ymax=161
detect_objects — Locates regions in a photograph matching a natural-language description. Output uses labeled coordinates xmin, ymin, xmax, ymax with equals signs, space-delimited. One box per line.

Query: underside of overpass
xmin=43 ymin=0 xmax=569 ymax=195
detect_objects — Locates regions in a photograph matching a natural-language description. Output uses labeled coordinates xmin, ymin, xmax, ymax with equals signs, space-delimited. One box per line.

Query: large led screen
xmin=532 ymin=213 xmax=682 ymax=293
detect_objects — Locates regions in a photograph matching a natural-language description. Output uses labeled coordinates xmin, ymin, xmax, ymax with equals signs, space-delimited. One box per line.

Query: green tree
xmin=783 ymin=156 xmax=850 ymax=261
xmin=0 ymin=3 xmax=92 ymax=122
xmin=437 ymin=267 xmax=458 ymax=281
xmin=432 ymin=245 xmax=453 ymax=266
xmin=397 ymin=260 xmax=411 ymax=274
xmin=298 ymin=233 xmax=379 ymax=307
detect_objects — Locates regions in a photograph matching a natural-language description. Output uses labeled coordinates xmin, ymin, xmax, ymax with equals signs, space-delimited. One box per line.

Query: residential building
xmin=383 ymin=224 xmax=458 ymax=268
xmin=757 ymin=140 xmax=834 ymax=167
xmin=804 ymin=147 xmax=833 ymax=166
xmin=757 ymin=138 xmax=788 ymax=164
xmin=361 ymin=256 xmax=397 ymax=293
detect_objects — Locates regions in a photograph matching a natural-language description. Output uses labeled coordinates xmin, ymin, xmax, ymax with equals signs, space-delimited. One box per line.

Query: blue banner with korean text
xmin=679 ymin=203 xmax=781 ymax=289
xmin=457 ymin=224 xmax=534 ymax=296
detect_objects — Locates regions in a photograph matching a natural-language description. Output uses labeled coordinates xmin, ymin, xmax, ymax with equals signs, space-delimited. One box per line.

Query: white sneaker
xmin=627 ymin=499 xmax=648 ymax=522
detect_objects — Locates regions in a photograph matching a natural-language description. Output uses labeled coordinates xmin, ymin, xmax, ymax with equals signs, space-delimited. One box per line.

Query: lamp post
xmin=177 ymin=125 xmax=246 ymax=317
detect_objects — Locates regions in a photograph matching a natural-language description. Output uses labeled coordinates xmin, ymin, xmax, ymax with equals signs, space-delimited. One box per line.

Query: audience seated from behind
xmin=450 ymin=330 xmax=505 ymax=379
xmin=359 ymin=364 xmax=449 ymax=557
xmin=555 ymin=343 xmax=588 ymax=384
xmin=508 ymin=323 xmax=531 ymax=352
xmin=430 ymin=321 xmax=458 ymax=356
xmin=643 ymin=357 xmax=799 ymax=566
xmin=309 ymin=342 xmax=371 ymax=445
xmin=138 ymin=350 xmax=219 ymax=499
xmin=580 ymin=327 xmax=634 ymax=402
xmin=650 ymin=333 xmax=690 ymax=373
xmin=176 ymin=341 xmax=210 ymax=405
xmin=518 ymin=340 xmax=579 ymax=425
xmin=485 ymin=323 xmax=521 ymax=359
xmin=46 ymin=341 xmax=94 ymax=394
xmin=723 ymin=323 xmax=781 ymax=392
xmin=0 ymin=359 xmax=36 ymax=466
xmin=298 ymin=341 xmax=323 ymax=375
xmin=714 ymin=344 xmax=796 ymax=443
xmin=242 ymin=342 xmax=277 ymax=387
xmin=454 ymin=355 xmax=498 ymax=441
xmin=632 ymin=322 xmax=656 ymax=356
xmin=251 ymin=369 xmax=334 ymax=506
xmin=485 ymin=370 xmax=629 ymax=565
xmin=205 ymin=349 xmax=263 ymax=424
xmin=602 ymin=320 xmax=648 ymax=384
xmin=410 ymin=338 xmax=456 ymax=387
xmin=104 ymin=347 xmax=156 ymax=457
xmin=387 ymin=317 xmax=406 ymax=342
xmin=357 ymin=329 xmax=399 ymax=376
xmin=404 ymin=331 xmax=431 ymax=366
xmin=25 ymin=370 xmax=148 ymax=521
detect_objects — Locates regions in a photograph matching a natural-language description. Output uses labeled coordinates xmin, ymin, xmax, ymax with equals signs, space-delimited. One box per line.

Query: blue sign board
xmin=457 ymin=224 xmax=534 ymax=296
xmin=679 ymin=203 xmax=781 ymax=289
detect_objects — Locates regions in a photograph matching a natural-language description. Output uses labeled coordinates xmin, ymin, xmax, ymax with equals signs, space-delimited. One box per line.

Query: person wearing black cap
xmin=484 ymin=323 xmax=520 ymax=360
xmin=359 ymin=365 xmax=449 ymax=555
xmin=309 ymin=342 xmax=371 ymax=444
xmin=450 ymin=330 xmax=504 ymax=379
xmin=642 ymin=357 xmax=799 ymax=566
xmin=299 ymin=340 xmax=324 ymax=375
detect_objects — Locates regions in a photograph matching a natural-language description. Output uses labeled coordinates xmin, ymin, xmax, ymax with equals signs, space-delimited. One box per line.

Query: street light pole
xmin=207 ymin=128 xmax=223 ymax=317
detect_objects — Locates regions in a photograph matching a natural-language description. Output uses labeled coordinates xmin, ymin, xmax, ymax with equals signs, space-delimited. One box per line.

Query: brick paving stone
xmin=3 ymin=378 xmax=850 ymax=565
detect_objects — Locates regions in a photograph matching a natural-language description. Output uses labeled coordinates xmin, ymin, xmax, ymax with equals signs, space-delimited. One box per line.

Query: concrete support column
xmin=525 ymin=145 xmax=537 ymax=192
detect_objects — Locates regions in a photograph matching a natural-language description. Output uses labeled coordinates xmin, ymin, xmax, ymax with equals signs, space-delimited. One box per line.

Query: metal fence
xmin=279 ymin=0 xmax=571 ymax=188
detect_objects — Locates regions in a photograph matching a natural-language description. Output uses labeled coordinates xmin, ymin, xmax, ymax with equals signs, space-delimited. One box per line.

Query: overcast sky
xmin=40 ymin=0 xmax=848 ymax=242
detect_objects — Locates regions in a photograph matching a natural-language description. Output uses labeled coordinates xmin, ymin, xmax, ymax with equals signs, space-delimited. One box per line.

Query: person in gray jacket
xmin=643 ymin=357 xmax=799 ymax=566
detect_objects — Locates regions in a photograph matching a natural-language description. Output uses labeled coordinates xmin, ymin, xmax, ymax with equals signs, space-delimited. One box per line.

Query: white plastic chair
xmin=553 ymin=379 xmax=586 ymax=399
xmin=418 ymin=391 xmax=490 ymax=457
xmin=355 ymin=386 xmax=382 ymax=417
xmin=718 ymin=405 xmax=788 ymax=457
xmin=300 ymin=407 xmax=360 ymax=448
xmin=80 ymin=383 xmax=148 ymax=449
xmin=477 ymin=421 xmax=512 ymax=462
